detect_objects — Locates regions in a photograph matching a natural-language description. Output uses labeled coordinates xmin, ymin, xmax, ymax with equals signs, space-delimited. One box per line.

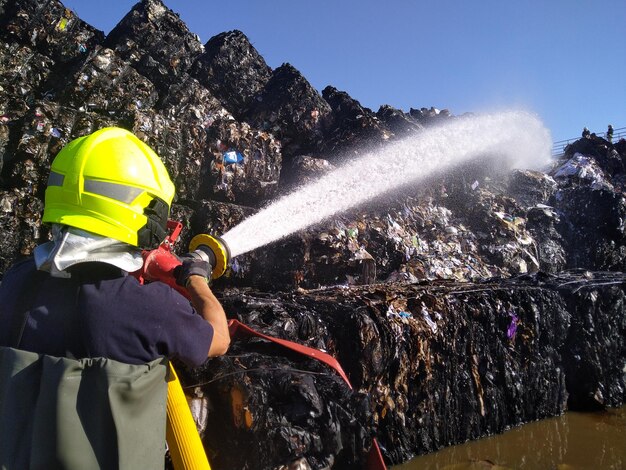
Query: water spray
xmin=221 ymin=110 xmax=551 ymax=258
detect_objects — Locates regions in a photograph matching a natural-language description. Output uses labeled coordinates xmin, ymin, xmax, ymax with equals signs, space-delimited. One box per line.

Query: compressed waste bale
xmin=525 ymin=205 xmax=567 ymax=273
xmin=0 ymin=0 xmax=103 ymax=64
xmin=105 ymin=0 xmax=204 ymax=90
xmin=6 ymin=101 xmax=114 ymax=196
xmin=408 ymin=106 xmax=453 ymax=126
xmin=130 ymin=108 xmax=198 ymax=200
xmin=191 ymin=30 xmax=272 ymax=117
xmin=0 ymin=188 xmax=45 ymax=273
xmin=183 ymin=337 xmax=374 ymax=470
xmin=132 ymin=74 xmax=282 ymax=206
xmin=560 ymin=273 xmax=626 ymax=410
xmin=280 ymin=154 xmax=336 ymax=190
xmin=244 ymin=63 xmax=332 ymax=159
xmin=507 ymin=169 xmax=557 ymax=208
xmin=237 ymin=196 xmax=506 ymax=291
xmin=445 ymin=182 xmax=540 ymax=275
xmin=320 ymin=86 xmax=391 ymax=158
xmin=158 ymin=74 xmax=224 ymax=115
xmin=0 ymin=41 xmax=55 ymax=111
xmin=554 ymin=186 xmax=626 ymax=270
xmin=204 ymin=118 xmax=282 ymax=205
xmin=192 ymin=272 xmax=624 ymax=467
xmin=376 ymin=104 xmax=423 ymax=138
xmin=0 ymin=40 xmax=58 ymax=176
xmin=59 ymin=47 xmax=158 ymax=117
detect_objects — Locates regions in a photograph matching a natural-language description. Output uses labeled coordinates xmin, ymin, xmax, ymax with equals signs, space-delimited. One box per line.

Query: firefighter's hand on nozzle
xmin=174 ymin=257 xmax=211 ymax=287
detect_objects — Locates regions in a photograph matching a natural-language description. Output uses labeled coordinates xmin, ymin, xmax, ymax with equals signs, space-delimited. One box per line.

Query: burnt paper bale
xmin=105 ymin=0 xmax=204 ymax=90
xmin=0 ymin=40 xmax=57 ymax=178
xmin=560 ymin=273 xmax=626 ymax=410
xmin=280 ymin=155 xmax=336 ymax=190
xmin=0 ymin=188 xmax=46 ymax=272
xmin=204 ymin=118 xmax=282 ymax=205
xmin=244 ymin=63 xmax=332 ymax=159
xmin=507 ymin=169 xmax=557 ymax=208
xmin=445 ymin=184 xmax=541 ymax=275
xmin=0 ymin=41 xmax=56 ymax=110
xmin=183 ymin=338 xmax=374 ymax=470
xmin=158 ymin=74 xmax=224 ymax=115
xmin=130 ymin=108 xmax=202 ymax=201
xmin=320 ymin=86 xmax=391 ymax=158
xmin=184 ymin=272 xmax=625 ymax=467
xmin=142 ymin=75 xmax=230 ymax=201
xmin=376 ymin=105 xmax=423 ymax=138
xmin=59 ymin=47 xmax=158 ymax=117
xmin=163 ymin=76 xmax=282 ymax=206
xmin=191 ymin=30 xmax=272 ymax=117
xmin=0 ymin=0 xmax=103 ymax=64
xmin=5 ymin=101 xmax=115 ymax=195
xmin=525 ymin=205 xmax=566 ymax=273
xmin=131 ymin=94 xmax=282 ymax=206
xmin=554 ymin=186 xmax=626 ymax=270
xmin=408 ymin=106 xmax=452 ymax=126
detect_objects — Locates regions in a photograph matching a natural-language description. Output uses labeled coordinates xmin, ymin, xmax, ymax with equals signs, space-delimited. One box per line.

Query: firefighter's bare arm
xmin=186 ymin=275 xmax=230 ymax=357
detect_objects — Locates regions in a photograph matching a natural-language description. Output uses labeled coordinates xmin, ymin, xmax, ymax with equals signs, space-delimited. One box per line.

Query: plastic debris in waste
xmin=386 ymin=304 xmax=411 ymax=320
xmin=223 ymin=150 xmax=244 ymax=164
xmin=507 ymin=311 xmax=518 ymax=340
xmin=421 ymin=304 xmax=438 ymax=333
xmin=553 ymin=153 xmax=613 ymax=190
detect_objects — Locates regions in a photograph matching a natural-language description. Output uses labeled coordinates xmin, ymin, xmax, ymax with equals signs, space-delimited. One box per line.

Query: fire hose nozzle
xmin=188 ymin=234 xmax=231 ymax=280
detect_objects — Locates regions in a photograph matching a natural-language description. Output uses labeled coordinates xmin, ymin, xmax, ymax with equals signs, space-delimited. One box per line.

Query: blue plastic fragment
xmin=223 ymin=150 xmax=244 ymax=164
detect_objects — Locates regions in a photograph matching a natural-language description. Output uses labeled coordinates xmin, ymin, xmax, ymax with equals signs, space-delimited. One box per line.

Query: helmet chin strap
xmin=137 ymin=197 xmax=171 ymax=249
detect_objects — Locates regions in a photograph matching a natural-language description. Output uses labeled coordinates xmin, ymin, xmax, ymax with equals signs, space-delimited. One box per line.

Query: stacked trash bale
xmin=0 ymin=0 xmax=625 ymax=469
xmin=195 ymin=270 xmax=623 ymax=466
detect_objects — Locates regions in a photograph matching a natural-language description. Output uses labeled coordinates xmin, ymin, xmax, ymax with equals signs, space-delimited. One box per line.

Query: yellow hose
xmin=166 ymin=363 xmax=211 ymax=470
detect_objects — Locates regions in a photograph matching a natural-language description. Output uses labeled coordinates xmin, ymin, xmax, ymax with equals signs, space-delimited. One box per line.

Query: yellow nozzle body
xmin=189 ymin=234 xmax=230 ymax=280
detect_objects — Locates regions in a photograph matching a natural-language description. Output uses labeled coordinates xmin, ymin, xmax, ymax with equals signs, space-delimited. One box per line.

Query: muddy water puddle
xmin=392 ymin=406 xmax=625 ymax=469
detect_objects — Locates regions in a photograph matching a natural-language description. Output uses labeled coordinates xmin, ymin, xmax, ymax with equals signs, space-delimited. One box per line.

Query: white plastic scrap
xmin=420 ymin=304 xmax=438 ymax=333
xmin=553 ymin=153 xmax=612 ymax=190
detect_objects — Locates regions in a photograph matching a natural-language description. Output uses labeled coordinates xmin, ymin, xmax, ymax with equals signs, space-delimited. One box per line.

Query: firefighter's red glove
xmin=173 ymin=258 xmax=211 ymax=287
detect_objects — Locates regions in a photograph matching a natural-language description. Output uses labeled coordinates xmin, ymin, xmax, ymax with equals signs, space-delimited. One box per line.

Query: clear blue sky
xmin=62 ymin=0 xmax=625 ymax=143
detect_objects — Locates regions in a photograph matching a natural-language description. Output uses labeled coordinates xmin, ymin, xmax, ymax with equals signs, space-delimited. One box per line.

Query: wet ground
xmin=392 ymin=406 xmax=626 ymax=470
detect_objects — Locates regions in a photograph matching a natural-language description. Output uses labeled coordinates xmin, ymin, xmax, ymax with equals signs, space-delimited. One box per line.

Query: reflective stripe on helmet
xmin=84 ymin=179 xmax=144 ymax=204
xmin=47 ymin=171 xmax=65 ymax=187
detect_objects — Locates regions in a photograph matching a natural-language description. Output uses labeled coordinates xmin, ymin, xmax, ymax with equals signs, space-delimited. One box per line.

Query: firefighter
xmin=0 ymin=127 xmax=230 ymax=469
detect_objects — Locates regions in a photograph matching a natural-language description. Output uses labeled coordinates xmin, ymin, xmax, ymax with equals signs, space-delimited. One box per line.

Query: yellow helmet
xmin=43 ymin=127 xmax=175 ymax=248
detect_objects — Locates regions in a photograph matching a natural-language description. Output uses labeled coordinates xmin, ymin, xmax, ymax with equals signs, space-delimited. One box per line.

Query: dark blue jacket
xmin=0 ymin=258 xmax=213 ymax=367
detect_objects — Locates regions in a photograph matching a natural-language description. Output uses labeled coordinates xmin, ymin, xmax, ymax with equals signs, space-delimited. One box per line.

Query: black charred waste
xmin=0 ymin=0 xmax=625 ymax=469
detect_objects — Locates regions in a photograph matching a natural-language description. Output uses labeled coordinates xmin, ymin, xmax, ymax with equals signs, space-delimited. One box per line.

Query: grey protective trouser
xmin=0 ymin=347 xmax=168 ymax=470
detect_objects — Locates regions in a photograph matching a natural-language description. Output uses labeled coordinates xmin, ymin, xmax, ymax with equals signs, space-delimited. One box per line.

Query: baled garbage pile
xmin=0 ymin=0 xmax=624 ymax=468
xmin=186 ymin=271 xmax=624 ymax=468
